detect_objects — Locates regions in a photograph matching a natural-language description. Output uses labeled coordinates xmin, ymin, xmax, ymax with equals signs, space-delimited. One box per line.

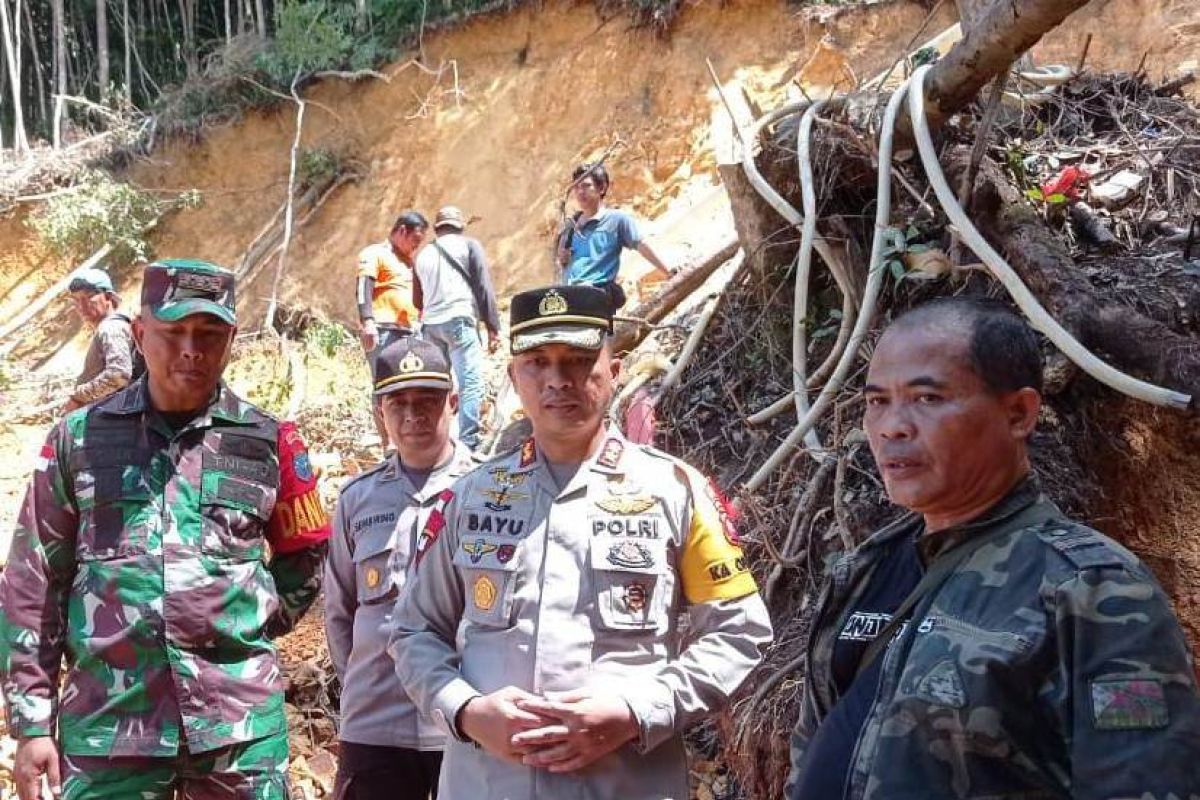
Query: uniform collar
xmin=386 ymin=440 xmax=473 ymax=501
xmin=100 ymin=378 xmax=259 ymax=430
xmin=519 ymin=424 xmax=629 ymax=499
xmin=915 ymin=473 xmax=1044 ymax=564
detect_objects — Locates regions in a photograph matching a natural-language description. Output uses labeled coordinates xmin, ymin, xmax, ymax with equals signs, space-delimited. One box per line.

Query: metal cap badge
xmin=509 ymin=284 xmax=612 ymax=354
xmin=373 ymin=336 xmax=453 ymax=395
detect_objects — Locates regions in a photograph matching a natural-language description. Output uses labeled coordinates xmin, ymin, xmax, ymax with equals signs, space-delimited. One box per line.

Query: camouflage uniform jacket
xmin=787 ymin=476 xmax=1200 ymax=800
xmin=0 ymin=379 xmax=331 ymax=757
xmin=325 ymin=442 xmax=474 ymax=749
xmin=71 ymin=312 xmax=134 ymax=405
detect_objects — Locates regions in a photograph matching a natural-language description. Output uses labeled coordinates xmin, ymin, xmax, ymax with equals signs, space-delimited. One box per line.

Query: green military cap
xmin=509 ymin=285 xmax=612 ymax=354
xmin=374 ymin=336 xmax=453 ymax=395
xmin=141 ymin=259 xmax=236 ymax=325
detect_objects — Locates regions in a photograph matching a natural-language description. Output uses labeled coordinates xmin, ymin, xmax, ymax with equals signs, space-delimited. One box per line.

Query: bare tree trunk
xmin=223 ymin=0 xmax=231 ymax=45
xmin=0 ymin=0 xmax=28 ymax=151
xmin=50 ymin=0 xmax=65 ymax=146
xmin=20 ymin=0 xmax=44 ymax=126
xmin=122 ymin=0 xmax=131 ymax=100
xmin=355 ymin=0 xmax=368 ymax=33
xmin=97 ymin=0 xmax=109 ymax=94
xmin=178 ymin=0 xmax=197 ymax=78
xmin=254 ymin=0 xmax=265 ymax=37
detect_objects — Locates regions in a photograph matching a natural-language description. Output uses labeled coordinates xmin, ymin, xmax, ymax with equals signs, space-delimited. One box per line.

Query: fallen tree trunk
xmin=611 ymin=232 xmax=739 ymax=353
xmin=949 ymin=151 xmax=1200 ymax=404
xmin=919 ymin=0 xmax=1091 ymax=129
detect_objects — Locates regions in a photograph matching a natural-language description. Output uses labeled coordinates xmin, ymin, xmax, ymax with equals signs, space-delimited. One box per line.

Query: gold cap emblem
xmin=538 ymin=289 xmax=569 ymax=316
xmin=398 ymin=351 xmax=424 ymax=374
xmin=473 ymin=574 xmax=498 ymax=611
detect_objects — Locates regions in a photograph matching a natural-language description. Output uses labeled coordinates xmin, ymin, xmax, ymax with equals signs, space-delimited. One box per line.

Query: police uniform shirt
xmin=325 ymin=443 xmax=474 ymax=749
xmin=389 ymin=428 xmax=773 ymax=800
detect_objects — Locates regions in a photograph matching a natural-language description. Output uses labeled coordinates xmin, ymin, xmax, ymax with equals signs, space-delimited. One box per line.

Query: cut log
xmin=611 ymin=232 xmax=740 ymax=354
xmin=711 ymin=78 xmax=783 ymax=276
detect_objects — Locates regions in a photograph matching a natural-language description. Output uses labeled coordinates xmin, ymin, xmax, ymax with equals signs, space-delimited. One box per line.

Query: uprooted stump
xmin=650 ymin=69 xmax=1200 ymax=799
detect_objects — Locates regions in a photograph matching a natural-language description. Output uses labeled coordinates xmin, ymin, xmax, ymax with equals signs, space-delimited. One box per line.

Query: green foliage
xmin=28 ymin=170 xmax=165 ymax=261
xmin=303 ymin=318 xmax=353 ymax=358
xmin=259 ymin=1 xmax=355 ymax=84
xmin=298 ymin=147 xmax=342 ymax=190
xmin=1025 ymin=187 xmax=1069 ymax=205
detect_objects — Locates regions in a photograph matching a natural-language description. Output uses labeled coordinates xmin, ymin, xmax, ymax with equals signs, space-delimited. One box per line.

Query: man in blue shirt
xmin=555 ymin=163 xmax=671 ymax=311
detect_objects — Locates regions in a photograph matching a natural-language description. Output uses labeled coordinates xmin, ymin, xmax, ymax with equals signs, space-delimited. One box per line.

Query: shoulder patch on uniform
xmin=1037 ymin=523 xmax=1127 ymax=570
xmin=1091 ymin=678 xmax=1168 ymax=730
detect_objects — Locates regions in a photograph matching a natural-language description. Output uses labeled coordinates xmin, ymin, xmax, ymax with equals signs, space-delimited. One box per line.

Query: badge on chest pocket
xmin=589 ymin=537 xmax=672 ymax=631
xmin=453 ymin=536 xmax=521 ymax=627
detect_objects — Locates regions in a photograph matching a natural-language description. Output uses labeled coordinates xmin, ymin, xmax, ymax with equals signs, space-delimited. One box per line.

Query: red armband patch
xmin=706 ymin=478 xmax=741 ymax=547
xmin=414 ymin=488 xmax=455 ymax=568
xmin=268 ymin=421 xmax=331 ymax=552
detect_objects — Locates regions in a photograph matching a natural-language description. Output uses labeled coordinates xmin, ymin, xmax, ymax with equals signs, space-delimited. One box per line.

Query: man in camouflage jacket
xmin=0 ymin=260 xmax=331 ymax=800
xmin=787 ymin=297 xmax=1200 ymax=800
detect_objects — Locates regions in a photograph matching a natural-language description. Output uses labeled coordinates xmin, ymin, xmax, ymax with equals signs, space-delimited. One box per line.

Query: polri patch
xmin=1091 ymin=678 xmax=1169 ymax=730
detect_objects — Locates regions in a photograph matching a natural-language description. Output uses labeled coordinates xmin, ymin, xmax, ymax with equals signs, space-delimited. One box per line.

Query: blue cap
xmin=68 ymin=267 xmax=115 ymax=295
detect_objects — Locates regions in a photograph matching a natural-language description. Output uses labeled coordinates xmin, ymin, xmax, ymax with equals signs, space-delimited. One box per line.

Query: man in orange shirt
xmin=357 ymin=211 xmax=427 ymax=444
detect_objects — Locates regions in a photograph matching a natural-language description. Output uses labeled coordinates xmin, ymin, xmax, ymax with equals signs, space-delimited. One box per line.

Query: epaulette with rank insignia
xmin=337 ymin=458 xmax=391 ymax=496
xmin=1036 ymin=522 xmax=1129 ymax=570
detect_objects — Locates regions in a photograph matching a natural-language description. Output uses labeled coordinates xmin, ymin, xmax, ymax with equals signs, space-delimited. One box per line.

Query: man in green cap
xmin=0 ymin=259 xmax=332 ymax=800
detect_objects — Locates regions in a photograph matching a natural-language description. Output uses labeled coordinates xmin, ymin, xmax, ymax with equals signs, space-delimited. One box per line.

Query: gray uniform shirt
xmin=72 ymin=312 xmax=134 ymax=405
xmin=390 ymin=428 xmax=773 ymax=799
xmin=325 ymin=443 xmax=474 ymax=749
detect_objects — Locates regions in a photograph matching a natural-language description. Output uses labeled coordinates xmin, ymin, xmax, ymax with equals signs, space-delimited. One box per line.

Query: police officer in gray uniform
xmin=325 ymin=336 xmax=475 ymax=799
xmin=390 ymin=285 xmax=773 ymax=800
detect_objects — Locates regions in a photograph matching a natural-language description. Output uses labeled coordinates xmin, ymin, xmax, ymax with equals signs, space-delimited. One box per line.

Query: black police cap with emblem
xmin=373 ymin=336 xmax=453 ymax=396
xmin=509 ymin=285 xmax=612 ymax=354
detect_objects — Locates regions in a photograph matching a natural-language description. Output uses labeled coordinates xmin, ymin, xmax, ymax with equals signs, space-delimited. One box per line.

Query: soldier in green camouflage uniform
xmin=787 ymin=297 xmax=1200 ymax=800
xmin=0 ymin=260 xmax=332 ymax=800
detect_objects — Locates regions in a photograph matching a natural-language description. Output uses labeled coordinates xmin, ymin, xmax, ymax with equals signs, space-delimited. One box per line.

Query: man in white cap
xmin=413 ymin=205 xmax=501 ymax=451
xmin=64 ymin=267 xmax=137 ymax=412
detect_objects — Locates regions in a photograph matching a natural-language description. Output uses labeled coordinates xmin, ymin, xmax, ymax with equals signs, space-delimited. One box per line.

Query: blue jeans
xmin=421 ymin=317 xmax=484 ymax=449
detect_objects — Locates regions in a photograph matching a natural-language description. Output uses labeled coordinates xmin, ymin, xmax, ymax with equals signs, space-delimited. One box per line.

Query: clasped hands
xmin=458 ymin=686 xmax=640 ymax=773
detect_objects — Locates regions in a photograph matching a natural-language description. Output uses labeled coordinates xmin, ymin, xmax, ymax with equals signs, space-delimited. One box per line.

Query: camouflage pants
xmin=62 ymin=731 xmax=290 ymax=800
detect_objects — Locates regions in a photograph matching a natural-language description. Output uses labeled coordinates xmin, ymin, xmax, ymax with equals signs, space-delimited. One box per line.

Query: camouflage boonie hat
xmin=374 ymin=336 xmax=453 ymax=396
xmin=141 ymin=259 xmax=236 ymax=325
xmin=509 ymin=284 xmax=611 ymax=354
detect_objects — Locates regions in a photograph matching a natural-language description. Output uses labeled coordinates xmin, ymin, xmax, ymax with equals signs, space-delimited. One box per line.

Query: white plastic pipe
xmin=908 ymin=64 xmax=1191 ymax=410
xmin=790 ymin=101 xmax=828 ymax=455
xmin=745 ymin=76 xmax=914 ymax=492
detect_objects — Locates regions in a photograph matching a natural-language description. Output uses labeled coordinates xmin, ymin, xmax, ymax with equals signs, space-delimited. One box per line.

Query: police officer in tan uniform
xmin=390 ymin=285 xmax=772 ymax=800
xmin=325 ymin=337 xmax=475 ymax=799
